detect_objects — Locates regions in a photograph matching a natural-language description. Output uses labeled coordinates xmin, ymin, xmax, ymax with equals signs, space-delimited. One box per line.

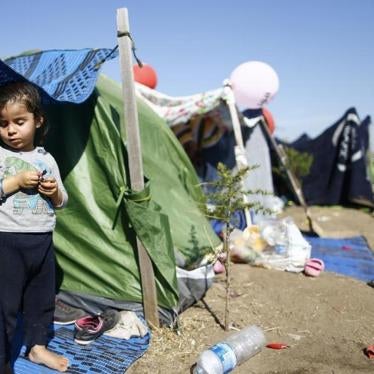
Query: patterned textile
xmin=136 ymin=84 xmax=232 ymax=150
xmin=13 ymin=323 xmax=150 ymax=373
xmin=0 ymin=48 xmax=118 ymax=104
xmin=135 ymin=82 xmax=226 ymax=127
xmin=172 ymin=109 xmax=227 ymax=149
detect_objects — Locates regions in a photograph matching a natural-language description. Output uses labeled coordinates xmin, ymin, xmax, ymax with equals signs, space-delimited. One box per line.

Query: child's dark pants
xmin=0 ymin=232 xmax=55 ymax=365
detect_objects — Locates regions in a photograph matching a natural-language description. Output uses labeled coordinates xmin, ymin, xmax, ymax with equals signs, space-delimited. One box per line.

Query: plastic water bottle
xmin=193 ymin=325 xmax=266 ymax=374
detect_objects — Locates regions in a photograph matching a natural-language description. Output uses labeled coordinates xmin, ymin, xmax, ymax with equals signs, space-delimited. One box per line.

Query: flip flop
xmin=304 ymin=258 xmax=324 ymax=277
xmin=364 ymin=345 xmax=374 ymax=359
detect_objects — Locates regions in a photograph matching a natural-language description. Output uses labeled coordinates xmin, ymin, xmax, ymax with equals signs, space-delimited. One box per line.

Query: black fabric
xmin=0 ymin=304 xmax=6 ymax=369
xmin=359 ymin=115 xmax=371 ymax=154
xmin=276 ymin=108 xmax=374 ymax=207
xmin=0 ymin=232 xmax=55 ymax=362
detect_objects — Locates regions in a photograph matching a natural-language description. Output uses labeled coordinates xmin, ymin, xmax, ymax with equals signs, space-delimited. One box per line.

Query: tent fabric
xmin=57 ymin=264 xmax=216 ymax=325
xmin=43 ymin=74 xmax=220 ymax=310
xmin=2 ymin=48 xmax=118 ymax=103
xmin=282 ymin=108 xmax=374 ymax=207
xmin=176 ymin=265 xmax=215 ymax=313
xmin=243 ymin=120 xmax=275 ymax=195
xmin=359 ymin=115 xmax=372 ymax=157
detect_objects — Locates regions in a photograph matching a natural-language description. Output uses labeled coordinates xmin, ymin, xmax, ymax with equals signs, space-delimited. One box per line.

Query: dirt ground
xmin=128 ymin=206 xmax=374 ymax=374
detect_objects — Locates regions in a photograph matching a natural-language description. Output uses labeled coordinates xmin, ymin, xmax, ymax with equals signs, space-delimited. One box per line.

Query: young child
xmin=0 ymin=82 xmax=69 ymax=372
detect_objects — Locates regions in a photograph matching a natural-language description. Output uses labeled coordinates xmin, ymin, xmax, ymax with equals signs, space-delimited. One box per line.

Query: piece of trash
xmin=341 ymin=245 xmax=352 ymax=251
xmin=364 ymin=345 xmax=374 ymax=359
xmin=266 ymin=342 xmax=289 ymax=349
xmin=287 ymin=333 xmax=303 ymax=341
xmin=193 ymin=325 xmax=266 ymax=373
xmin=255 ymin=217 xmax=312 ymax=273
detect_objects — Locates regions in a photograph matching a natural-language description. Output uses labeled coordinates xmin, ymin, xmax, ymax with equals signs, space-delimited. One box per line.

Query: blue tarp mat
xmin=306 ymin=235 xmax=374 ymax=282
xmin=13 ymin=323 xmax=150 ymax=373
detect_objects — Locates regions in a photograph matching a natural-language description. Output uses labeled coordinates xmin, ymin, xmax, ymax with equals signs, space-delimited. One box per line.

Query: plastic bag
xmin=229 ymin=226 xmax=267 ymax=264
xmin=255 ymin=217 xmax=311 ymax=272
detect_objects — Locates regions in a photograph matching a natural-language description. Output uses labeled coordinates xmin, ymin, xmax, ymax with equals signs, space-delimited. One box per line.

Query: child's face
xmin=0 ymin=101 xmax=42 ymax=152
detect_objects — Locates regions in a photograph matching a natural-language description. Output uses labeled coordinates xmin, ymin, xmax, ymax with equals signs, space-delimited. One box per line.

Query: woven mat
xmin=13 ymin=324 xmax=150 ymax=373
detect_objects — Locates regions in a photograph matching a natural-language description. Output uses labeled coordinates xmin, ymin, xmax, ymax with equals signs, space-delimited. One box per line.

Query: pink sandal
xmin=304 ymin=258 xmax=325 ymax=277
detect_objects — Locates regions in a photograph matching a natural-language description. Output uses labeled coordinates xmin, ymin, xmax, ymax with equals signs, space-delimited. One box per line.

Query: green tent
xmin=45 ymin=75 xmax=221 ymax=314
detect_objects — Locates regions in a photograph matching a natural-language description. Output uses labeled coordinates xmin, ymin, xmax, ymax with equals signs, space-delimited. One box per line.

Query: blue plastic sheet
xmin=306 ymin=235 xmax=374 ymax=282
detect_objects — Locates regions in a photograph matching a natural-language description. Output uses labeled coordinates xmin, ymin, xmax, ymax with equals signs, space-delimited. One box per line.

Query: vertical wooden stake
xmin=223 ymin=83 xmax=252 ymax=226
xmin=116 ymin=7 xmax=159 ymax=327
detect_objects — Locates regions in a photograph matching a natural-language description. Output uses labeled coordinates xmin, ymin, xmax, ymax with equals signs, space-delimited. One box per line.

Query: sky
xmin=1 ymin=0 xmax=373 ymax=141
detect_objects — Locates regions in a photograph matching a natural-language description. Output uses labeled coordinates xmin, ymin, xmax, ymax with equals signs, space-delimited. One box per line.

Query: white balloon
xmin=230 ymin=61 xmax=279 ymax=110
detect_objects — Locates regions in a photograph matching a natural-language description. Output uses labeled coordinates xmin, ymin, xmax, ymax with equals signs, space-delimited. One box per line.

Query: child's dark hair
xmin=0 ymin=81 xmax=48 ymax=145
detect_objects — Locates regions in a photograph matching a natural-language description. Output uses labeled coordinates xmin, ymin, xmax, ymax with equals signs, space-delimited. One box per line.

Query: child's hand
xmin=38 ymin=177 xmax=63 ymax=207
xmin=17 ymin=171 xmax=41 ymax=189
xmin=38 ymin=177 xmax=58 ymax=197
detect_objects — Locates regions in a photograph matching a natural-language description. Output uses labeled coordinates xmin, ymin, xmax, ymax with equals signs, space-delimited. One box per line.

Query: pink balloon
xmin=230 ymin=61 xmax=279 ymax=110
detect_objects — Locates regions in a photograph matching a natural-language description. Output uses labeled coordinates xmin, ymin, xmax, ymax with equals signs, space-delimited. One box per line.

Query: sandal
xmin=304 ymin=258 xmax=324 ymax=277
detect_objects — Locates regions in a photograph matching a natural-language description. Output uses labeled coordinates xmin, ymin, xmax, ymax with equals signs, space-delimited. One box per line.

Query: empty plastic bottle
xmin=193 ymin=325 xmax=266 ymax=374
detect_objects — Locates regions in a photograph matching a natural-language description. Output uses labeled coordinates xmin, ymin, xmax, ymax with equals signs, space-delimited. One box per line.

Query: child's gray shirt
xmin=0 ymin=146 xmax=68 ymax=233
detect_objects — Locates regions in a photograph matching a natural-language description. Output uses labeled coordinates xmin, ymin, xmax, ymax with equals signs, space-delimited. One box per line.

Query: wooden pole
xmin=116 ymin=7 xmax=159 ymax=327
xmin=223 ymin=82 xmax=252 ymax=226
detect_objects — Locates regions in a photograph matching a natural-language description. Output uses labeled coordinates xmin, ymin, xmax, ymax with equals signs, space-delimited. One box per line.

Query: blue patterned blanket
xmin=0 ymin=48 xmax=118 ymax=104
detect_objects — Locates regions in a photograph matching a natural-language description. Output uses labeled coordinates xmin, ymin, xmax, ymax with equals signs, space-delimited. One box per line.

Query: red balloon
xmin=262 ymin=107 xmax=275 ymax=134
xmin=133 ymin=63 xmax=158 ymax=89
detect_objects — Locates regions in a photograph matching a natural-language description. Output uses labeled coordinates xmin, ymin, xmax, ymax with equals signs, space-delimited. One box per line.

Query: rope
xmin=117 ymin=31 xmax=143 ymax=67
xmin=94 ymin=45 xmax=119 ymax=70
xmin=111 ymin=183 xmax=151 ymax=229
xmin=94 ymin=31 xmax=143 ymax=70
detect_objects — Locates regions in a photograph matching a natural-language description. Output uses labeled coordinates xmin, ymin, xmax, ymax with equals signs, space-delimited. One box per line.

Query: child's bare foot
xmin=28 ymin=345 xmax=69 ymax=372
